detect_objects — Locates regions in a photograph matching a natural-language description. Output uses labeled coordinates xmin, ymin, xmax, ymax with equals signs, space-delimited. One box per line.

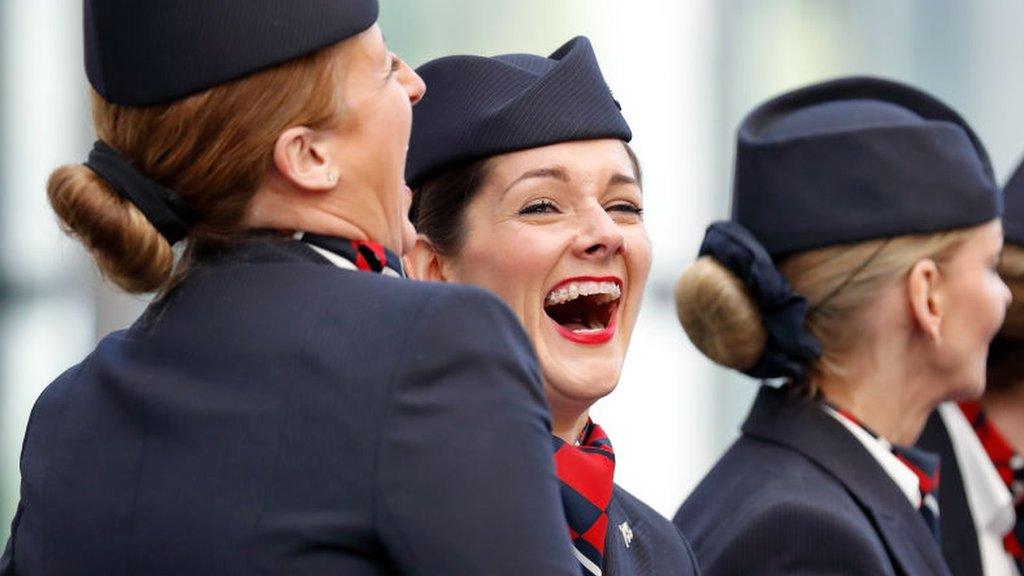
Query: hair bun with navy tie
xmin=699 ymin=221 xmax=822 ymax=380
xmin=84 ymin=0 xmax=379 ymax=106
xmin=405 ymin=36 xmax=631 ymax=187
xmin=83 ymin=141 xmax=193 ymax=245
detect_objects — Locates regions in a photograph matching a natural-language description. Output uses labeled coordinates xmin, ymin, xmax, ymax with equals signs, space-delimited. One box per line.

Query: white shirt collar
xmin=938 ymin=401 xmax=1018 ymax=530
xmin=823 ymin=404 xmax=922 ymax=508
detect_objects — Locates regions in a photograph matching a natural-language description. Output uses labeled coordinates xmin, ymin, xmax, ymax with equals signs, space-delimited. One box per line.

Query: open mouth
xmin=544 ymin=277 xmax=621 ymax=344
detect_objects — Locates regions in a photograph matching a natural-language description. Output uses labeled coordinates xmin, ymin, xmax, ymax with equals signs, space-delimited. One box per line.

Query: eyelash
xmin=387 ymin=55 xmax=401 ymax=77
xmin=518 ymin=201 xmax=557 ymax=215
xmin=517 ymin=201 xmax=644 ymax=216
xmin=609 ymin=203 xmax=643 ymax=216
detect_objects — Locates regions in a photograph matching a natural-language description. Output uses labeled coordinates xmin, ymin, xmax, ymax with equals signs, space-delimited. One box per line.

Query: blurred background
xmin=2 ymin=0 xmax=1024 ymax=539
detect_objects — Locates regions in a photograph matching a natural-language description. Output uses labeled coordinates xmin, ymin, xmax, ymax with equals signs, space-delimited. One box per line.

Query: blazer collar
xmin=742 ymin=385 xmax=952 ymax=576
xmin=192 ymin=235 xmax=330 ymax=268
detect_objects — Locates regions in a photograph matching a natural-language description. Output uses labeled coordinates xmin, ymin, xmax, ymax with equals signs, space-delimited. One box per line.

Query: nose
xmin=573 ymin=205 xmax=625 ymax=261
xmin=401 ymin=61 xmax=426 ymax=105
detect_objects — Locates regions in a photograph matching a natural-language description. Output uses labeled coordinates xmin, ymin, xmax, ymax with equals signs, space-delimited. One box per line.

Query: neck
xmin=551 ymin=409 xmax=591 ymax=444
xmin=245 ymin=180 xmax=398 ymax=251
xmin=981 ymin=381 xmax=1024 ymax=453
xmin=815 ymin=354 xmax=936 ymax=446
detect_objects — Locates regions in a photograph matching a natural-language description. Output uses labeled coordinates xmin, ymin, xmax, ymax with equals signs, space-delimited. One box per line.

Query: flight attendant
xmin=917 ymin=158 xmax=1024 ymax=576
xmin=403 ymin=37 xmax=700 ymax=576
xmin=672 ymin=77 xmax=1009 ymax=576
xmin=0 ymin=2 xmax=579 ymax=575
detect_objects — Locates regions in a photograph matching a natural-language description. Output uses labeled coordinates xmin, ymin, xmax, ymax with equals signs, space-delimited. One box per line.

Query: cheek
xmin=624 ymin=229 xmax=652 ymax=309
xmin=952 ymin=274 xmax=1007 ymax=345
xmin=984 ymin=276 xmax=1010 ymax=333
xmin=454 ymin=227 xmax=559 ymax=315
xmin=627 ymin=229 xmax=653 ymax=285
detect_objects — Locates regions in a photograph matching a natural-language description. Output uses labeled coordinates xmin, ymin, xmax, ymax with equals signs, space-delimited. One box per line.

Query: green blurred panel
xmin=379 ymin=0 xmax=574 ymax=66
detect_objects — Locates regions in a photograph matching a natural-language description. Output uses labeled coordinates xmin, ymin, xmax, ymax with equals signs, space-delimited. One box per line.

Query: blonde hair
xmin=676 ymin=229 xmax=974 ymax=386
xmin=48 ymin=41 xmax=348 ymax=293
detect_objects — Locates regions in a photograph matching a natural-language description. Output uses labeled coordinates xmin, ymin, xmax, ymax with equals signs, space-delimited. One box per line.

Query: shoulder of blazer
xmin=739 ymin=385 xmax=952 ymax=576
xmin=676 ymin=433 xmax=893 ymax=576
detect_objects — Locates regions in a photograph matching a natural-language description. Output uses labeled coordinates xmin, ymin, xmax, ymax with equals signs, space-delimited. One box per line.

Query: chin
xmin=542 ymin=358 xmax=622 ymax=405
xmin=946 ymin=368 xmax=987 ymax=403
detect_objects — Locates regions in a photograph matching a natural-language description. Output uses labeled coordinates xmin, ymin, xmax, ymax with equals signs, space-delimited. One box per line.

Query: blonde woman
xmin=673 ymin=77 xmax=1009 ymax=576
xmin=0 ymin=2 xmax=580 ymax=575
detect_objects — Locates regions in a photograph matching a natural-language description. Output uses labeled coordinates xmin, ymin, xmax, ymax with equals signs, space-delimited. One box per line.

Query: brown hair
xmin=411 ymin=141 xmax=642 ymax=256
xmin=48 ymin=41 xmax=348 ymax=293
xmin=987 ymin=244 xmax=1024 ymax=391
xmin=676 ymin=228 xmax=975 ymax=389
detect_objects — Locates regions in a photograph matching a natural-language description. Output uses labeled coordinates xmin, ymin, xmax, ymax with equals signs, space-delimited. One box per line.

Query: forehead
xmin=952 ymin=219 xmax=1004 ymax=260
xmin=335 ymin=24 xmax=387 ymax=69
xmin=487 ymin=139 xmax=635 ymax=184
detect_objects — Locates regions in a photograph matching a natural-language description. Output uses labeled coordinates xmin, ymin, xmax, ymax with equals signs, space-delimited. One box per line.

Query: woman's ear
xmin=907 ymin=258 xmax=944 ymax=344
xmin=272 ymin=126 xmax=337 ymax=192
xmin=404 ymin=235 xmax=451 ymax=282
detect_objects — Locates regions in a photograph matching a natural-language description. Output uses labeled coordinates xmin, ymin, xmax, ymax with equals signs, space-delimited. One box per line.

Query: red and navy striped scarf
xmin=301 ymin=233 xmax=404 ymax=275
xmin=821 ymin=399 xmax=942 ymax=542
xmin=959 ymin=401 xmax=1024 ymax=571
xmin=553 ymin=421 xmax=615 ymax=576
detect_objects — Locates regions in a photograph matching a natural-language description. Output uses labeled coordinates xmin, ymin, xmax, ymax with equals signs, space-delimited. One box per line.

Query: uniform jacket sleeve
xmin=0 ymin=378 xmax=47 ymax=576
xmin=373 ymin=286 xmax=578 ymax=576
xmin=0 ymin=504 xmax=19 ymax=575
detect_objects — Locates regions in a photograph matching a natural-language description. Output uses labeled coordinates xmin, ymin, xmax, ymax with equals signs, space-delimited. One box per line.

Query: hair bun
xmin=675 ymin=256 xmax=768 ymax=371
xmin=47 ymin=164 xmax=173 ymax=293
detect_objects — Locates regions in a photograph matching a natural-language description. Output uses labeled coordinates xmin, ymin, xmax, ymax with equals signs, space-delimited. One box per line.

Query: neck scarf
xmin=553 ymin=421 xmax=616 ymax=576
xmin=301 ymin=233 xmax=404 ymax=276
xmin=822 ymin=399 xmax=942 ymax=542
xmin=959 ymin=401 xmax=1024 ymax=571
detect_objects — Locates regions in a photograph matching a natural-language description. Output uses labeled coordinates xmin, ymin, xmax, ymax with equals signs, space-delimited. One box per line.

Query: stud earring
xmin=326 ymin=172 xmax=337 ymax=183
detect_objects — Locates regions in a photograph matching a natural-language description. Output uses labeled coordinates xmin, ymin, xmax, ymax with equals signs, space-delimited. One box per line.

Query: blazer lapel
xmin=742 ymin=386 xmax=952 ymax=576
xmin=916 ymin=411 xmax=983 ymax=576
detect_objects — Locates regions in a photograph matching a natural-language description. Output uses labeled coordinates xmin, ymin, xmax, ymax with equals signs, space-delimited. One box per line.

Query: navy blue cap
xmin=84 ymin=0 xmax=378 ymax=106
xmin=733 ymin=76 xmax=1001 ymax=257
xmin=1004 ymin=158 xmax=1024 ymax=247
xmin=405 ymin=36 xmax=631 ymax=187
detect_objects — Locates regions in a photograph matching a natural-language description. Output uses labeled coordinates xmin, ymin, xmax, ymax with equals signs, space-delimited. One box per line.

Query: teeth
xmin=545 ymin=281 xmax=621 ymax=306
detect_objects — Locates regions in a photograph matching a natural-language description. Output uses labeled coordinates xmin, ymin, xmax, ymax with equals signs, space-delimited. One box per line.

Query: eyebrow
xmin=502 ymin=166 xmax=570 ymax=196
xmin=609 ymin=173 xmax=639 ymax=187
xmin=501 ymin=166 xmax=642 ymax=197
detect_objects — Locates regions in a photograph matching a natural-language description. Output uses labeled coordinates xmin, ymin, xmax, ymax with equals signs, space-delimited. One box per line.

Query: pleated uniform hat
xmin=84 ymin=0 xmax=379 ymax=106
xmin=405 ymin=36 xmax=631 ymax=187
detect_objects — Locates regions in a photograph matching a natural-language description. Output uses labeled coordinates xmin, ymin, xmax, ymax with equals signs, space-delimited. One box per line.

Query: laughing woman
xmin=673 ymin=77 xmax=1010 ymax=576
xmin=404 ymin=37 xmax=700 ymax=576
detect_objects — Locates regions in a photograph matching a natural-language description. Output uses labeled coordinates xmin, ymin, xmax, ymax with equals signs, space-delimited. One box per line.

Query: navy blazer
xmin=0 ymin=237 xmax=579 ymax=576
xmin=605 ymin=486 xmax=700 ymax=575
xmin=674 ymin=385 xmax=951 ymax=576
xmin=916 ymin=412 xmax=984 ymax=576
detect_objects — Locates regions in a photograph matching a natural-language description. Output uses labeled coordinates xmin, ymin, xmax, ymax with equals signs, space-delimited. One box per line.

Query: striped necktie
xmin=823 ymin=400 xmax=942 ymax=542
xmin=959 ymin=401 xmax=1024 ymax=572
xmin=553 ymin=421 xmax=615 ymax=576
